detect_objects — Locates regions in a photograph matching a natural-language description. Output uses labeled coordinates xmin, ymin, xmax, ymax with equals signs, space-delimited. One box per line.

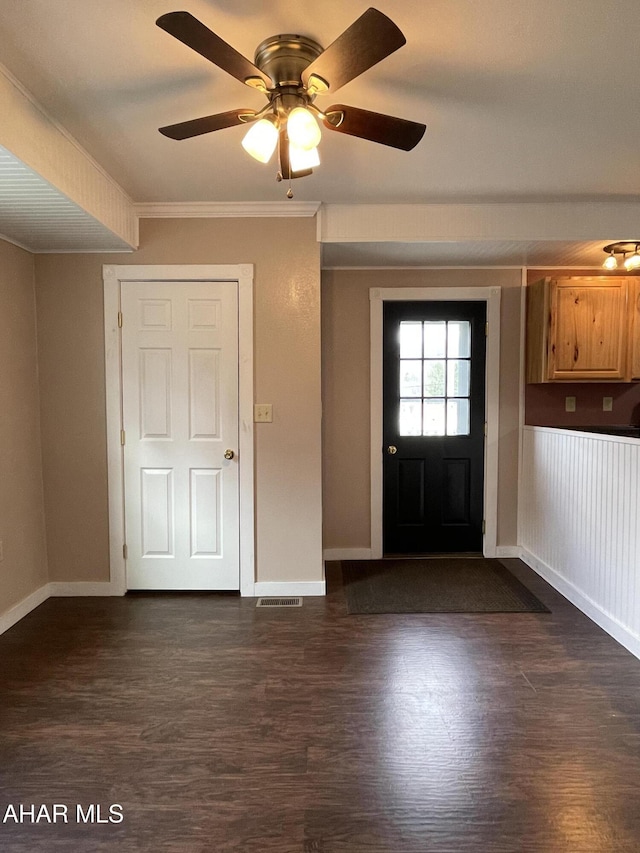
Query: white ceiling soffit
xmin=0 ymin=146 xmax=134 ymax=253
xmin=0 ymin=61 xmax=136 ymax=253
xmin=318 ymin=203 xmax=640 ymax=243
xmin=321 ymin=240 xmax=608 ymax=269
xmin=317 ymin=202 xmax=640 ymax=268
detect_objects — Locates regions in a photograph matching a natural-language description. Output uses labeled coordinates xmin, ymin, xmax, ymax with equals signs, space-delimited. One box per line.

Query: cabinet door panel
xmin=548 ymin=281 xmax=628 ymax=380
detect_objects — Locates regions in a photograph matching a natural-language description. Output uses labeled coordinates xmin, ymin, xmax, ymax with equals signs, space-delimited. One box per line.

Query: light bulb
xmin=603 ymin=253 xmax=618 ymax=270
xmin=624 ymin=247 xmax=640 ymax=270
xmin=287 ymin=107 xmax=321 ymax=150
xmin=241 ymin=117 xmax=278 ymax=163
xmin=289 ymin=143 xmax=320 ymax=172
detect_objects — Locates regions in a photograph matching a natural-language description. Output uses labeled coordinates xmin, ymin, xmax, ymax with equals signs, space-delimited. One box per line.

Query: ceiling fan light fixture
xmin=289 ymin=143 xmax=320 ymax=172
xmin=286 ymin=107 xmax=322 ymax=150
xmin=157 ymin=9 xmax=427 ymax=193
xmin=241 ymin=115 xmax=279 ymax=163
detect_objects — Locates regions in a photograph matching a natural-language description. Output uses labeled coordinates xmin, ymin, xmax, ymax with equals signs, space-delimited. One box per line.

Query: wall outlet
xmin=254 ymin=403 xmax=273 ymax=423
xmin=565 ymin=396 xmax=576 ymax=413
xmin=603 ymin=396 xmax=613 ymax=412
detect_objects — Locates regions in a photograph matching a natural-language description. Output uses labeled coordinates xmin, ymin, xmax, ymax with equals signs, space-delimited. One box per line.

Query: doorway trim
xmin=370 ymin=286 xmax=501 ymax=558
xmin=103 ymin=264 xmax=255 ymax=596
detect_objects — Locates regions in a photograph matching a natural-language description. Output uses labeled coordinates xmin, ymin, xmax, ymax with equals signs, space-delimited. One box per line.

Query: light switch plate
xmin=254 ymin=403 xmax=273 ymax=423
xmin=602 ymin=396 xmax=613 ymax=412
xmin=565 ymin=396 xmax=576 ymax=413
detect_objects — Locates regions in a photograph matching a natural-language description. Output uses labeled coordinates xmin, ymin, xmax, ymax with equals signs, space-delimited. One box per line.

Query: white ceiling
xmin=0 ymin=0 xmax=638 ymax=260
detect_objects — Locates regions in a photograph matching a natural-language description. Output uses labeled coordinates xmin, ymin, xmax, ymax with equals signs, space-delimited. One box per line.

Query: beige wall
xmin=35 ymin=217 xmax=322 ymax=585
xmin=0 ymin=239 xmax=48 ymax=615
xmin=321 ymin=268 xmax=522 ymax=550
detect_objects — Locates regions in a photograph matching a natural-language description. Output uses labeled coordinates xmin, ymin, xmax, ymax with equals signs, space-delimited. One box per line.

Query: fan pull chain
xmin=275 ymin=169 xmax=294 ymax=198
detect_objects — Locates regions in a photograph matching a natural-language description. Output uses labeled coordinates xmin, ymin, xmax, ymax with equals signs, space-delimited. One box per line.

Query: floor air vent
xmin=256 ymin=597 xmax=302 ymax=608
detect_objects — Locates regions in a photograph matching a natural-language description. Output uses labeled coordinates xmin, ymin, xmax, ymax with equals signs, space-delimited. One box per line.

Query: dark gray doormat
xmin=342 ymin=558 xmax=550 ymax=614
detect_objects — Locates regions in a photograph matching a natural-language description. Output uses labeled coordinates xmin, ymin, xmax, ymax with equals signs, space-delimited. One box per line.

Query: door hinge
xmin=123 ymin=544 xmax=128 ymax=560
xmin=485 ymin=321 xmax=488 ymax=337
xmin=120 ymin=429 xmax=126 ymax=446
xmin=482 ymin=520 xmax=486 ymax=535
xmin=484 ymin=421 xmax=488 ymax=437
xmin=117 ymin=311 xmax=123 ymax=328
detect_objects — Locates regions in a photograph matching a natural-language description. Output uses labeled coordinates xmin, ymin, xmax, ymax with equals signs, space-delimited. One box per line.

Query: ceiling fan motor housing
xmin=254 ymin=35 xmax=324 ymax=91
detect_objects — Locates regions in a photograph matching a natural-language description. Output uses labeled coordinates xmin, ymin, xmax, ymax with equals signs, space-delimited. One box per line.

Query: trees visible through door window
xmin=399 ymin=320 xmax=472 ymax=436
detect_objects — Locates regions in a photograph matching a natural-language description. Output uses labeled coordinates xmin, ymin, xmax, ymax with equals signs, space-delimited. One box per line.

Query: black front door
xmin=383 ymin=300 xmax=487 ymax=554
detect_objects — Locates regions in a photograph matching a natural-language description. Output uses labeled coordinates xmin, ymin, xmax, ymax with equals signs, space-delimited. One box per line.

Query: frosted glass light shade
xmin=624 ymin=251 xmax=640 ymax=270
xmin=602 ymin=253 xmax=618 ymax=270
xmin=241 ymin=117 xmax=278 ymax=163
xmin=289 ymin=143 xmax=320 ymax=172
xmin=287 ymin=107 xmax=321 ymax=150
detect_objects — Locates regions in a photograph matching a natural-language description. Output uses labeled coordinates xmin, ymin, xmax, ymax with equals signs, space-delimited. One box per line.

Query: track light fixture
xmin=602 ymin=242 xmax=640 ymax=271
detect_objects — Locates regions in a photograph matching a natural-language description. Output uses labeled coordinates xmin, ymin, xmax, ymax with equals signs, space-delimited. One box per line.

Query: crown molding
xmin=134 ymin=201 xmax=321 ymax=219
xmin=0 ymin=230 xmax=33 ymax=253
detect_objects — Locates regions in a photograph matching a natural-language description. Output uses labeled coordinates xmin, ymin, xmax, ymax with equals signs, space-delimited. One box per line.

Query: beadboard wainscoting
xmin=520 ymin=426 xmax=640 ymax=659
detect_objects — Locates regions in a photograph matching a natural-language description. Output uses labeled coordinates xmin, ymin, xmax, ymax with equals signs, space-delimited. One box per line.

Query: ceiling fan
xmin=156 ymin=8 xmax=426 ymax=195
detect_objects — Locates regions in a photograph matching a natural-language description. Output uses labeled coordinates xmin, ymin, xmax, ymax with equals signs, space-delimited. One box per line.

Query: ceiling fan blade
xmin=302 ymin=8 xmax=405 ymax=94
xmin=323 ymin=104 xmax=426 ymax=151
xmin=278 ymin=129 xmax=313 ymax=180
xmin=156 ymin=11 xmax=271 ymax=90
xmin=159 ymin=109 xmax=256 ymax=140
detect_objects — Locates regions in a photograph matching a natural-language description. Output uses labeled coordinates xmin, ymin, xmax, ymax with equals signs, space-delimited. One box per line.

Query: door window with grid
xmin=398 ymin=320 xmax=472 ymax=436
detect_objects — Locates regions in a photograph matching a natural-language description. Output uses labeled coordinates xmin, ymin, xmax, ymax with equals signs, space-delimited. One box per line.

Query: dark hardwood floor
xmin=1 ymin=559 xmax=640 ymax=852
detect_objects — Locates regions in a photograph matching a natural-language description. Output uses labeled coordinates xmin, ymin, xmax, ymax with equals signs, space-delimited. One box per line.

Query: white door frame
xmin=103 ymin=264 xmax=255 ymax=596
xmin=370 ymin=286 xmax=501 ymax=559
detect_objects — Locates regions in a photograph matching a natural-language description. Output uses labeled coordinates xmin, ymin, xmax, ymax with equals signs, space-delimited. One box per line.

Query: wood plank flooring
xmin=1 ymin=559 xmax=640 ymax=852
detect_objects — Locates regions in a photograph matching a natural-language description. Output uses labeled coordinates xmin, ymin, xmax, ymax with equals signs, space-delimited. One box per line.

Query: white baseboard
xmin=323 ymin=548 xmax=373 ymax=561
xmin=520 ymin=547 xmax=640 ymax=661
xmin=48 ymin=581 xmax=120 ymax=597
xmin=495 ymin=546 xmax=522 ymax=558
xmin=0 ymin=584 xmax=50 ymax=636
xmin=253 ymin=581 xmax=326 ymax=597
xmin=325 ymin=547 xmax=522 ymax=560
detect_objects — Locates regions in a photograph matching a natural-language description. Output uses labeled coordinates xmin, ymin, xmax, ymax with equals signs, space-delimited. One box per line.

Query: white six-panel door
xmin=121 ymin=280 xmax=239 ymax=589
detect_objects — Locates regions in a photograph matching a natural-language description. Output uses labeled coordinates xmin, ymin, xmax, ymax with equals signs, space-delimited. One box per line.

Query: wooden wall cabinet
xmin=630 ymin=278 xmax=640 ymax=381
xmin=527 ymin=276 xmax=636 ymax=383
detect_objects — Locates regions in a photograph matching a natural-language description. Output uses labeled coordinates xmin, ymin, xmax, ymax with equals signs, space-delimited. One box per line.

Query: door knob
xmin=224 ymin=449 xmax=235 ymax=460
xmin=387 ymin=445 xmax=398 ymax=455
